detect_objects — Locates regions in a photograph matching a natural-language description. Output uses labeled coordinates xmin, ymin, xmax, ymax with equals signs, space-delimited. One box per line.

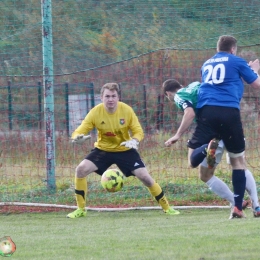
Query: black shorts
xmin=187 ymin=106 xmax=245 ymax=153
xmin=85 ymin=148 xmax=146 ymax=177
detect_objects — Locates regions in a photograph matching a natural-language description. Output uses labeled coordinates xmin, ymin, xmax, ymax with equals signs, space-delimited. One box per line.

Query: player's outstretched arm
xmin=165 ymin=134 xmax=181 ymax=146
xmin=249 ymin=59 xmax=260 ymax=89
xmin=71 ymin=134 xmax=91 ymax=144
xmin=165 ymin=107 xmax=195 ymax=147
xmin=249 ymin=59 xmax=260 ymax=73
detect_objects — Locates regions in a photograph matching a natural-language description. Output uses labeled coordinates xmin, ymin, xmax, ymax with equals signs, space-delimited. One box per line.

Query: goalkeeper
xmin=162 ymin=79 xmax=260 ymax=218
xmin=67 ymin=82 xmax=180 ymax=218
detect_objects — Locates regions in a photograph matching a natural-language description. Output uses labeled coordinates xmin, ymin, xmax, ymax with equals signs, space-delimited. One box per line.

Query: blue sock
xmin=232 ymin=169 xmax=246 ymax=211
xmin=190 ymin=144 xmax=208 ymax=168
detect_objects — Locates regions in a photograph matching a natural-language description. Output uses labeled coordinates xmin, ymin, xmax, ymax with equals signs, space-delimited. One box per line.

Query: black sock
xmin=232 ymin=169 xmax=246 ymax=211
xmin=190 ymin=144 xmax=208 ymax=167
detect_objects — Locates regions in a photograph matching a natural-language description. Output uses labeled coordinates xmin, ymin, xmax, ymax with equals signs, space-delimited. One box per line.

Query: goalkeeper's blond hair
xmin=101 ymin=83 xmax=120 ymax=96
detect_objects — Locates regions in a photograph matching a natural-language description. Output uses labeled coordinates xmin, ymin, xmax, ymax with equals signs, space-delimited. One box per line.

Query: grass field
xmin=0 ymin=208 xmax=259 ymax=260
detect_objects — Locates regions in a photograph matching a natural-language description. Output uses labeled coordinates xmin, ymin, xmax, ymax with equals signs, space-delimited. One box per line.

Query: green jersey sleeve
xmin=174 ymin=81 xmax=200 ymax=112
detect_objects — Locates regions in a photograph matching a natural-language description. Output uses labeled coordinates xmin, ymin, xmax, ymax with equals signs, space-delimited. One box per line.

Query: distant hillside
xmin=0 ymin=0 xmax=259 ymax=76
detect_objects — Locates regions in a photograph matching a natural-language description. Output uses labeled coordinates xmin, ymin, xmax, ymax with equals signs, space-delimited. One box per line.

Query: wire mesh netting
xmin=0 ymin=0 xmax=260 ymax=208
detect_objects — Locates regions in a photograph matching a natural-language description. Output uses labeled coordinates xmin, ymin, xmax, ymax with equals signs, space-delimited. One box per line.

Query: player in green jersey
xmin=162 ymin=79 xmax=260 ymax=217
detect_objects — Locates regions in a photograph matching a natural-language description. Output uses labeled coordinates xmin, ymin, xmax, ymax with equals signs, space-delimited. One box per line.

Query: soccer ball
xmin=101 ymin=169 xmax=124 ymax=192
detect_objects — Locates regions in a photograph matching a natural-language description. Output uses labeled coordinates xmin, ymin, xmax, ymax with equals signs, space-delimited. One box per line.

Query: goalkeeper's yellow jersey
xmin=71 ymin=102 xmax=144 ymax=152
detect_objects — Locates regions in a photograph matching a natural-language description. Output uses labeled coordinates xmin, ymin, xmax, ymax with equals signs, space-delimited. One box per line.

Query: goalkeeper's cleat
xmin=242 ymin=200 xmax=249 ymax=210
xmin=164 ymin=208 xmax=180 ymax=215
xmin=66 ymin=208 xmax=86 ymax=219
xmin=253 ymin=207 xmax=260 ymax=217
xmin=229 ymin=206 xmax=246 ymax=219
xmin=206 ymin=138 xmax=219 ymax=169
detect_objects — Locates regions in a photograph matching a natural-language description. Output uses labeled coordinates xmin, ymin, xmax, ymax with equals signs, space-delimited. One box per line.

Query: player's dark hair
xmin=101 ymin=82 xmax=120 ymax=96
xmin=217 ymin=35 xmax=237 ymax=52
xmin=162 ymin=79 xmax=182 ymax=95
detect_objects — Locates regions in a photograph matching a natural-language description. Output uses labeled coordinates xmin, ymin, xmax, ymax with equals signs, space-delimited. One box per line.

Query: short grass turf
xmin=0 ymin=208 xmax=259 ymax=260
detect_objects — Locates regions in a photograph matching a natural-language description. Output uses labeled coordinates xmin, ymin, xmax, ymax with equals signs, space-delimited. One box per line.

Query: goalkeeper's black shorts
xmin=85 ymin=148 xmax=145 ymax=177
